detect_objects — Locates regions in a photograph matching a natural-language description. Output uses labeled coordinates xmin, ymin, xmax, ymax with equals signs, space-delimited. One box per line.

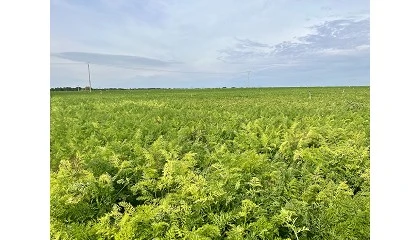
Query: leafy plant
xmin=51 ymin=87 xmax=370 ymax=239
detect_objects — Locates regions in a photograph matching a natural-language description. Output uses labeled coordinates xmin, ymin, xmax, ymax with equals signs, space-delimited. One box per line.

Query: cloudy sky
xmin=50 ymin=0 xmax=369 ymax=88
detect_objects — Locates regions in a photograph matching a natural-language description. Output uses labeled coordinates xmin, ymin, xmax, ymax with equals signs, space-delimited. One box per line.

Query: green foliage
xmin=51 ymin=87 xmax=370 ymax=239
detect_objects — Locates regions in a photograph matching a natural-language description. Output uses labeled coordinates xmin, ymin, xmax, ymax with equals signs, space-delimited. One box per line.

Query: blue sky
xmin=50 ymin=0 xmax=369 ymax=88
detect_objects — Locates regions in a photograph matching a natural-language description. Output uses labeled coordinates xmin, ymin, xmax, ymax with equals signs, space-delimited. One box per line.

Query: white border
xmin=1 ymin=1 xmax=50 ymax=239
xmin=2 ymin=0 xmax=419 ymax=239
xmin=371 ymin=0 xmax=420 ymax=239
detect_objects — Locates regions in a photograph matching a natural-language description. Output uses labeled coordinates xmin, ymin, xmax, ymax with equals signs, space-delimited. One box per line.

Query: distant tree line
xmin=50 ymin=87 xmax=91 ymax=91
xmin=50 ymin=87 xmax=171 ymax=91
xmin=50 ymin=86 xmax=240 ymax=91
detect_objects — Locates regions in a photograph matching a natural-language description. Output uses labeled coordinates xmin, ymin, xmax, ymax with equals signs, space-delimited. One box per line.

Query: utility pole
xmin=87 ymin=63 xmax=92 ymax=92
xmin=247 ymin=71 xmax=251 ymax=88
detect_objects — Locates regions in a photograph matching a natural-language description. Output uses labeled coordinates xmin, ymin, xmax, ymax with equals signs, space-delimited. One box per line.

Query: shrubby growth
xmin=50 ymin=87 xmax=370 ymax=239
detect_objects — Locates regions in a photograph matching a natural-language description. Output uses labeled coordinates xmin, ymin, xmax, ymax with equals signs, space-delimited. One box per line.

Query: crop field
xmin=50 ymin=87 xmax=370 ymax=239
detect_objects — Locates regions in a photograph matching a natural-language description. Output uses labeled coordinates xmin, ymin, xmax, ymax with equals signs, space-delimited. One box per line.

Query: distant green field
xmin=50 ymin=87 xmax=370 ymax=239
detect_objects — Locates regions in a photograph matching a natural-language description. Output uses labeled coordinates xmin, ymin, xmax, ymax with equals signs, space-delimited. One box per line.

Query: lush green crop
xmin=50 ymin=87 xmax=369 ymax=239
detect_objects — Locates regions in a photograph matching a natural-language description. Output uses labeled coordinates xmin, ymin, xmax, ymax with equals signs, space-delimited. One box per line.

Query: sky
xmin=50 ymin=0 xmax=370 ymax=88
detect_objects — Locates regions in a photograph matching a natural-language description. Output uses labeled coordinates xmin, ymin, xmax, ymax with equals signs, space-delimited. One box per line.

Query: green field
xmin=50 ymin=87 xmax=370 ymax=239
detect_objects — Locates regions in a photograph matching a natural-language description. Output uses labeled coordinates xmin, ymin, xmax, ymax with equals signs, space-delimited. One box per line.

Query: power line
xmin=50 ymin=61 xmax=272 ymax=88
xmin=51 ymin=62 xmax=252 ymax=89
xmin=51 ymin=62 xmax=249 ymax=75
xmin=50 ymin=62 xmax=86 ymax=64
xmin=91 ymin=62 xmax=249 ymax=75
xmin=51 ymin=61 xmax=289 ymax=75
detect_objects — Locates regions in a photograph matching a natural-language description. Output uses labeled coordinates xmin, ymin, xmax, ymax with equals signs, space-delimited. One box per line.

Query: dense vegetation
xmin=50 ymin=87 xmax=370 ymax=239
